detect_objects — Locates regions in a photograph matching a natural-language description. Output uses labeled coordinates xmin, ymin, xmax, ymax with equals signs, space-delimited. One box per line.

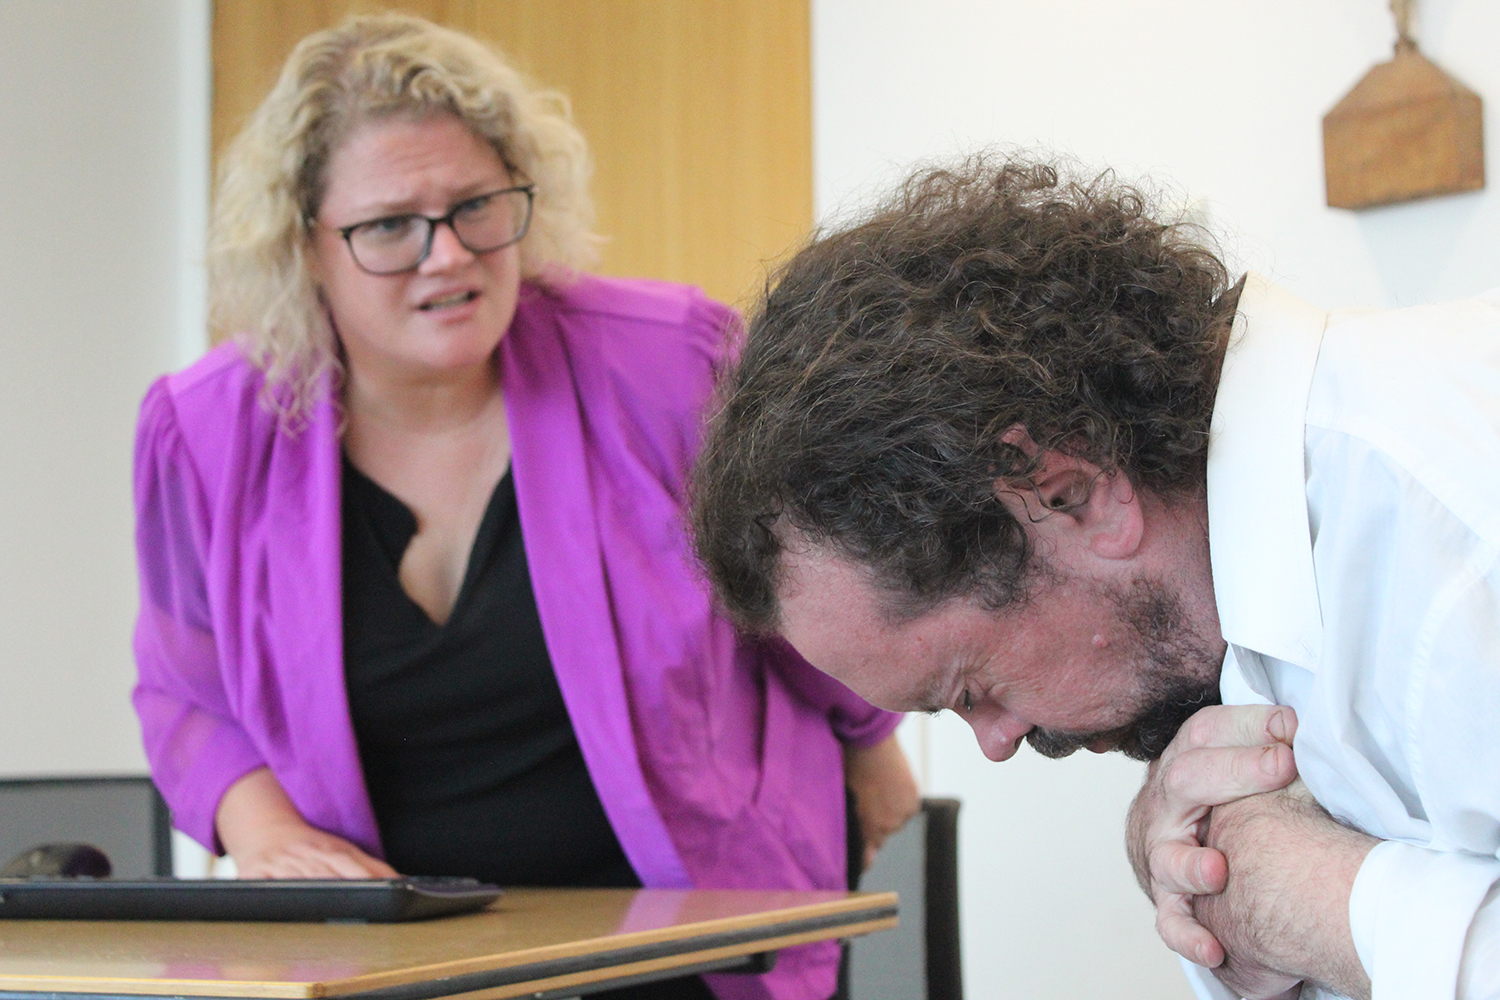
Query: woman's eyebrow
xmin=344 ymin=177 xmax=511 ymax=219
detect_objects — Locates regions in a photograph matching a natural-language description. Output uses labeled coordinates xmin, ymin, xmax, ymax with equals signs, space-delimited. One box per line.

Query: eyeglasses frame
xmin=329 ymin=184 xmax=537 ymax=276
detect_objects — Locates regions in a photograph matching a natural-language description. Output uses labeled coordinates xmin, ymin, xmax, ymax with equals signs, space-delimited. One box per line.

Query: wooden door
xmin=212 ymin=0 xmax=812 ymax=310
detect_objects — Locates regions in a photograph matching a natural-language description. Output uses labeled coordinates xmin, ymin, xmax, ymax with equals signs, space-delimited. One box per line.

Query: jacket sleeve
xmin=131 ymin=377 xmax=265 ymax=852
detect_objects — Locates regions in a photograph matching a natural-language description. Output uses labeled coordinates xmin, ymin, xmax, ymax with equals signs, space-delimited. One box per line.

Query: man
xmin=690 ymin=156 xmax=1500 ymax=1000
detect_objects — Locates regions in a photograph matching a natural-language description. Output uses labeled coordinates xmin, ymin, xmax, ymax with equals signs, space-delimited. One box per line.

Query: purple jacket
xmin=132 ymin=275 xmax=899 ymax=1000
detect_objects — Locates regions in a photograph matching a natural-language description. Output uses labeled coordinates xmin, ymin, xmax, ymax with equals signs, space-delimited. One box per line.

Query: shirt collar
xmin=1207 ymin=273 xmax=1329 ymax=670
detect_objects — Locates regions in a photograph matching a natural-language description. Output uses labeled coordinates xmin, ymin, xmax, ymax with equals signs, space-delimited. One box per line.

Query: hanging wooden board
xmin=1323 ymin=42 xmax=1484 ymax=209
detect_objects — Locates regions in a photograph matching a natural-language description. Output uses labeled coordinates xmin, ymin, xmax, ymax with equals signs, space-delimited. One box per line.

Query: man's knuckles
xmin=1157 ymin=904 xmax=1225 ymax=968
xmin=1150 ymin=841 xmax=1226 ymax=895
xmin=1160 ymin=744 xmax=1297 ymax=807
xmin=1179 ymin=704 xmax=1297 ymax=752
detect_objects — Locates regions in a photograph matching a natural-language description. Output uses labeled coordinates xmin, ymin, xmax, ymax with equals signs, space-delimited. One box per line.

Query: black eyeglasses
xmin=330 ymin=185 xmax=536 ymax=275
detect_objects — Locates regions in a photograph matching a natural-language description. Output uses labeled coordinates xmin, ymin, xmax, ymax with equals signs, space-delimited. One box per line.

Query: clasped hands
xmin=1127 ymin=705 xmax=1376 ymax=1000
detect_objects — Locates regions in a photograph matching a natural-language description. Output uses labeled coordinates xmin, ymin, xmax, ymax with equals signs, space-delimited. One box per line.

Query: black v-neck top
xmin=340 ymin=456 xmax=638 ymax=887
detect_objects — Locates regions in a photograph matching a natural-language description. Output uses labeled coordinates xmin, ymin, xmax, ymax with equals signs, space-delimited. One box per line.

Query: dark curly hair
xmin=690 ymin=153 xmax=1238 ymax=633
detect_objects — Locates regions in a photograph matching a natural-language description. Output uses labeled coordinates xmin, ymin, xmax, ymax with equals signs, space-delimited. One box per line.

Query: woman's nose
xmin=419 ymin=220 xmax=476 ymax=271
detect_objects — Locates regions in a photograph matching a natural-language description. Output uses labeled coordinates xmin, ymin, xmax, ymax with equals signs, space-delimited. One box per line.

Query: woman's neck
xmin=343 ymin=355 xmax=501 ymax=437
xmin=339 ymin=355 xmax=513 ymax=630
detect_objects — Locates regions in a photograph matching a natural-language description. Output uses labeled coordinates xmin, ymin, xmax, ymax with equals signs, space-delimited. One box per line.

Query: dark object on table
xmin=1 ymin=842 xmax=112 ymax=878
xmin=0 ymin=775 xmax=173 ymax=877
xmin=0 ymin=875 xmax=502 ymax=922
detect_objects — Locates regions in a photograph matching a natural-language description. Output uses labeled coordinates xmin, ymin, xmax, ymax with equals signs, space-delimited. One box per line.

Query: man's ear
xmin=995 ymin=426 xmax=1144 ymax=562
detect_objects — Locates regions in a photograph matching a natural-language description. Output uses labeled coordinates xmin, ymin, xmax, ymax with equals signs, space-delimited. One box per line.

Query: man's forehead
xmin=776 ymin=542 xmax=963 ymax=712
xmin=777 ymin=536 xmax=918 ymax=619
xmin=776 ymin=541 xmax=905 ymax=634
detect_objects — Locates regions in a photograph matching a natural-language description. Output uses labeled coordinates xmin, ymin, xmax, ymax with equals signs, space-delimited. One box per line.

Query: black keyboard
xmin=0 ymin=875 xmax=502 ymax=922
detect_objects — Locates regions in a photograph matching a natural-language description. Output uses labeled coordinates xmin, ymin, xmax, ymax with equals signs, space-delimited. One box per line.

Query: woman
xmin=132 ymin=14 xmax=916 ymax=1000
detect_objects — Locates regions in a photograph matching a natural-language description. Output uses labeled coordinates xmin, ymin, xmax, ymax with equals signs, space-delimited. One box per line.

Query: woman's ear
xmin=994 ymin=426 xmax=1144 ymax=562
xmin=304 ymin=233 xmax=326 ymax=285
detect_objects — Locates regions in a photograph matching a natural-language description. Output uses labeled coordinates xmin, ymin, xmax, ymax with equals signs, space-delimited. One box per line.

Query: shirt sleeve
xmin=1349 ymin=842 xmax=1500 ymax=1000
xmin=1459 ymin=883 xmax=1500 ymax=998
xmin=1268 ymin=406 xmax=1500 ymax=1000
xmin=1337 ymin=531 xmax=1500 ymax=1000
xmin=132 ymin=377 xmax=265 ymax=852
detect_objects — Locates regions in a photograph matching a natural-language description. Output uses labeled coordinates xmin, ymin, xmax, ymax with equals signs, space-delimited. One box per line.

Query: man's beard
xmin=1025 ymin=578 xmax=1222 ymax=762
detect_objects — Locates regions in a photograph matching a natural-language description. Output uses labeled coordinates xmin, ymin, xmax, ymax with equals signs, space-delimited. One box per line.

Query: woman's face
xmin=309 ymin=114 xmax=523 ymax=386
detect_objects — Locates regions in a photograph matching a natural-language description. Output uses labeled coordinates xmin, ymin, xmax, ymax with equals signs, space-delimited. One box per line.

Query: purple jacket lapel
xmin=501 ymin=288 xmax=691 ymax=889
xmin=262 ymin=388 xmax=382 ymax=856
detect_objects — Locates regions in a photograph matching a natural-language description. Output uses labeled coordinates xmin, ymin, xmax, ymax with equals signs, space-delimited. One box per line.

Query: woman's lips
xmin=418 ymin=289 xmax=479 ymax=311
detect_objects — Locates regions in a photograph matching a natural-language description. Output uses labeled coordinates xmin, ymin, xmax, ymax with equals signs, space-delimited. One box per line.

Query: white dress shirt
xmin=1183 ymin=274 xmax=1500 ymax=1000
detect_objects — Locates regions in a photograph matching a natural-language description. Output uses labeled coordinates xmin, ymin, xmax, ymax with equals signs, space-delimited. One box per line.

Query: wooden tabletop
xmin=0 ymin=888 xmax=898 ymax=1000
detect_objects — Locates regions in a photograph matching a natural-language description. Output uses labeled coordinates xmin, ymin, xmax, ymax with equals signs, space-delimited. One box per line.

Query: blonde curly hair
xmin=208 ymin=13 xmax=599 ymax=420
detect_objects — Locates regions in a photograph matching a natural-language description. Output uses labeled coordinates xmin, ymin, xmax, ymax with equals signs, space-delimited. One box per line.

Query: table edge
xmin=0 ymin=898 xmax=899 ymax=999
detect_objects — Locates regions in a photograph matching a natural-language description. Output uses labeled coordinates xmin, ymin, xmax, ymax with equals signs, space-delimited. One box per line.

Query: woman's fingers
xmin=235 ymin=833 xmax=398 ymax=879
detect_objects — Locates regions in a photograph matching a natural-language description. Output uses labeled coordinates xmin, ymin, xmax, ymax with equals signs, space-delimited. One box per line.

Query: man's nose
xmin=965 ymin=707 xmax=1031 ymax=762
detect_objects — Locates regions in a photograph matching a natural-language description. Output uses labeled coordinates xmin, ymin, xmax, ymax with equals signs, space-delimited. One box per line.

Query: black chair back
xmin=922 ymin=797 xmax=963 ymax=1000
xmin=849 ymin=796 xmax=963 ymax=1000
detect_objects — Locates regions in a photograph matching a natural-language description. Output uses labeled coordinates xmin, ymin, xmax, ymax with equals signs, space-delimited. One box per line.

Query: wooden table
xmin=0 ymin=888 xmax=897 ymax=1000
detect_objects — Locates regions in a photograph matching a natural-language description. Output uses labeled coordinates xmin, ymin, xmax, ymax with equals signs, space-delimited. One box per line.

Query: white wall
xmin=0 ymin=0 xmax=208 ymax=777
xmin=814 ymin=1 xmax=1500 ymax=997
xmin=3 ymin=0 xmax=1495 ymax=985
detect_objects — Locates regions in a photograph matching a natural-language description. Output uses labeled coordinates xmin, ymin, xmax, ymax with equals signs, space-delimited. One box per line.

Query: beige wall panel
xmin=212 ymin=0 xmax=811 ymax=308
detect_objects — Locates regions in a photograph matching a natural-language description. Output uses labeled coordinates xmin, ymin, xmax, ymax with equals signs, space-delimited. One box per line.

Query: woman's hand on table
xmin=843 ymin=734 xmax=921 ymax=871
xmin=229 ymin=823 xmax=398 ymax=879
xmin=216 ymin=767 xmax=398 ymax=879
